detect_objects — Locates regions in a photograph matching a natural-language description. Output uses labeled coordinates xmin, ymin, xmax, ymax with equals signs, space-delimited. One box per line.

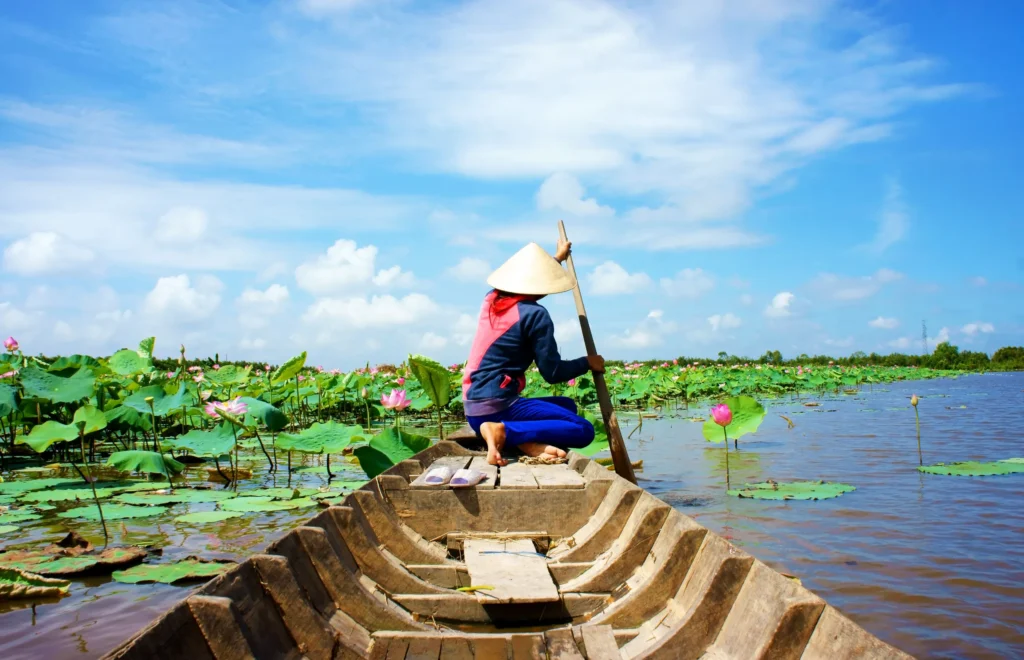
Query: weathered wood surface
xmin=409 ymin=456 xmax=473 ymax=489
xmin=466 ymin=456 xmax=497 ymax=490
xmin=531 ymin=464 xmax=586 ymax=489
xmin=579 ymin=625 xmax=621 ymax=660
xmin=499 ymin=462 xmax=539 ymax=489
xmin=463 ymin=538 xmax=559 ymax=604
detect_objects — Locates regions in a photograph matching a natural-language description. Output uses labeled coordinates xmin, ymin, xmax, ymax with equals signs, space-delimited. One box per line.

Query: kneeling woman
xmin=462 ymin=239 xmax=604 ymax=466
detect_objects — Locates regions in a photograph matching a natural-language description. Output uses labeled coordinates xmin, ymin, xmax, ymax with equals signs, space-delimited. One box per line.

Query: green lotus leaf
xmin=272 ymin=352 xmax=306 ymax=384
xmin=104 ymin=405 xmax=152 ymax=430
xmin=57 ymin=503 xmax=168 ymax=521
xmin=0 ymin=383 xmax=15 ymax=418
xmin=204 ymin=365 xmax=252 ymax=386
xmin=114 ymin=489 xmax=237 ymax=505
xmin=18 ymin=420 xmax=79 ymax=453
xmin=0 ymin=556 xmax=98 ymax=575
xmin=0 ymin=512 xmax=41 ymax=525
xmin=238 ymin=397 xmax=288 ymax=431
xmin=703 ymin=395 xmax=766 ymax=443
xmin=45 ymin=354 xmax=102 ymax=374
xmin=918 ymin=460 xmax=1024 ymax=477
xmin=138 ymin=337 xmax=156 ymax=358
xmin=107 ymin=451 xmax=185 ymax=477
xmin=19 ymin=367 xmax=96 ymax=404
xmin=0 ymin=525 xmax=18 ymax=535
xmin=175 ymin=510 xmax=245 ymax=524
xmin=277 ymin=422 xmax=368 ymax=455
xmin=19 ymin=481 xmax=164 ymax=503
xmin=166 ymin=425 xmax=236 ymax=458
xmin=72 ymin=404 xmax=107 ymax=435
xmin=728 ymin=480 xmax=856 ymax=500
xmin=408 ymin=354 xmax=451 ymax=409
xmin=123 ymin=384 xmax=187 ymax=417
xmin=220 ymin=497 xmax=318 ymax=513
xmin=112 ymin=558 xmax=235 ymax=584
xmin=238 ymin=487 xmax=318 ymax=499
xmin=353 ymin=426 xmax=431 ymax=479
xmin=107 ymin=349 xmax=155 ymax=376
xmin=0 ymin=567 xmax=71 ymax=599
xmin=574 ymin=410 xmax=610 ymax=457
xmin=0 ymin=478 xmax=80 ymax=496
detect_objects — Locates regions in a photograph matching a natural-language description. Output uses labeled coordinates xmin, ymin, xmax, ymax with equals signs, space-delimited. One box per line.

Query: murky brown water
xmin=1 ymin=374 xmax=1021 ymax=659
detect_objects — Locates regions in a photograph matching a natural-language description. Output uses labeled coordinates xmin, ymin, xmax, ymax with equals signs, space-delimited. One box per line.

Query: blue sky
xmin=1 ymin=0 xmax=1021 ymax=369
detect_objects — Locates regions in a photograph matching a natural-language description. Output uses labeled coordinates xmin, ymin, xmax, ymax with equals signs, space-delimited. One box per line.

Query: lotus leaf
xmin=574 ymin=410 xmax=610 ymax=457
xmin=114 ymin=489 xmax=237 ymax=505
xmin=19 ymin=367 xmax=96 ymax=404
xmin=72 ymin=404 xmax=107 ymax=435
xmin=239 ymin=487 xmax=317 ymax=499
xmin=58 ymin=503 xmax=169 ymax=520
xmin=0 ymin=525 xmax=18 ymax=535
xmin=277 ymin=422 xmax=367 ymax=455
xmin=352 ymin=427 xmax=431 ymax=479
xmin=220 ymin=497 xmax=318 ymax=513
xmin=918 ymin=460 xmax=1024 ymax=477
xmin=45 ymin=354 xmax=102 ymax=374
xmin=272 ymin=352 xmax=306 ymax=384
xmin=0 ymin=556 xmax=97 ymax=575
xmin=124 ymin=384 xmax=187 ymax=417
xmin=175 ymin=510 xmax=245 ymax=524
xmin=0 ymin=383 xmax=15 ymax=418
xmin=19 ymin=481 xmax=164 ymax=503
xmin=238 ymin=397 xmax=288 ymax=431
xmin=0 ymin=478 xmax=80 ymax=496
xmin=107 ymin=450 xmax=185 ymax=477
xmin=138 ymin=336 xmax=156 ymax=358
xmin=107 ymin=349 xmax=154 ymax=376
xmin=0 ymin=511 xmax=41 ymax=525
xmin=728 ymin=480 xmax=856 ymax=500
xmin=408 ymin=354 xmax=452 ymax=409
xmin=0 ymin=567 xmax=70 ymax=600
xmin=703 ymin=395 xmax=766 ymax=443
xmin=166 ymin=425 xmax=236 ymax=458
xmin=112 ymin=557 xmax=235 ymax=584
xmin=104 ymin=405 xmax=151 ymax=430
xmin=18 ymin=420 xmax=80 ymax=452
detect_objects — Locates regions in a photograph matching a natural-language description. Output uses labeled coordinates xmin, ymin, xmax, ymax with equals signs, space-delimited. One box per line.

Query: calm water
xmin=1 ymin=374 xmax=1021 ymax=659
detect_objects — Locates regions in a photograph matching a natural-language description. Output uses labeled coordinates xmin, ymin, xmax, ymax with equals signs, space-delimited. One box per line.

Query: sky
xmin=1 ymin=0 xmax=1022 ymax=369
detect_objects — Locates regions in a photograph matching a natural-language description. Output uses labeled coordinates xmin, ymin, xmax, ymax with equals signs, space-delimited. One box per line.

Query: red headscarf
xmin=488 ymin=290 xmax=540 ymax=322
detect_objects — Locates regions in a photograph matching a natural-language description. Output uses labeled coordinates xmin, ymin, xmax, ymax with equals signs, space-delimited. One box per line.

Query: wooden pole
xmin=558 ymin=220 xmax=638 ymax=485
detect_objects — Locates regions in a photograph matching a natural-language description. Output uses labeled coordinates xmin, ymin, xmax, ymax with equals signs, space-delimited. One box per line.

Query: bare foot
xmin=518 ymin=442 xmax=566 ymax=458
xmin=479 ymin=422 xmax=508 ymax=466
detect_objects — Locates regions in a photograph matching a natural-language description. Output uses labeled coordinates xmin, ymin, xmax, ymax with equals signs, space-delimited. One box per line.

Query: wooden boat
xmin=104 ymin=438 xmax=913 ymax=659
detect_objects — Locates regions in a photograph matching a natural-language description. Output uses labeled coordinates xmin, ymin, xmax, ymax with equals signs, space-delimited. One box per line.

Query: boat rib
xmin=103 ymin=438 xmax=915 ymax=659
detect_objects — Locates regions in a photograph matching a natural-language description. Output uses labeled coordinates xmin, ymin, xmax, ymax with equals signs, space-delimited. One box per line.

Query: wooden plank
xmin=384 ymin=637 xmax=409 ymax=660
xmin=405 ymin=636 xmax=442 ymax=660
xmin=440 ymin=636 xmax=475 ymax=660
xmin=471 ymin=636 xmax=508 ymax=658
xmin=531 ymin=464 xmax=586 ymax=489
xmin=409 ymin=456 xmax=473 ymax=489
xmin=463 ymin=539 xmax=559 ymax=604
xmin=510 ymin=633 xmax=546 ymax=659
xmin=466 ymin=456 xmax=497 ymax=490
xmin=580 ymin=625 xmax=621 ymax=660
xmin=545 ymin=628 xmax=585 ymax=659
xmin=499 ymin=462 xmax=539 ymax=489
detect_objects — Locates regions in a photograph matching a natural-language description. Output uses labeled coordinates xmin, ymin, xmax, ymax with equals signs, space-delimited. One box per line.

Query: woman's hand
xmin=587 ymin=354 xmax=605 ymax=374
xmin=554 ymin=238 xmax=572 ymax=263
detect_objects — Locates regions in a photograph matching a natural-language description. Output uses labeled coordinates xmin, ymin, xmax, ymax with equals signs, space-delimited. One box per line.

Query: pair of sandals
xmin=423 ymin=466 xmax=487 ymax=488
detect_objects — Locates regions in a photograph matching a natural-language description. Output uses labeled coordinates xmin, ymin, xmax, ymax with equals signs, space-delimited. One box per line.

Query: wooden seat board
xmin=531 ymin=464 xmax=586 ymax=489
xmin=463 ymin=538 xmax=559 ymax=604
xmin=466 ymin=457 xmax=497 ymax=490
xmin=499 ymin=462 xmax=539 ymax=489
xmin=409 ymin=456 xmax=474 ymax=489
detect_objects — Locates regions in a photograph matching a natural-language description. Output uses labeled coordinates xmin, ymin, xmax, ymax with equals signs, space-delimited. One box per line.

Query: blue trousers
xmin=467 ymin=397 xmax=595 ymax=449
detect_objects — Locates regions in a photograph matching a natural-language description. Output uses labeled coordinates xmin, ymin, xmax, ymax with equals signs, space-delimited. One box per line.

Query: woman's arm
xmin=524 ymin=306 xmax=590 ymax=384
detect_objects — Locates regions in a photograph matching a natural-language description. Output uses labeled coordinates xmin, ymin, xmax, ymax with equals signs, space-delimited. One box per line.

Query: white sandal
xmin=449 ymin=468 xmax=486 ymax=488
xmin=423 ymin=466 xmax=455 ymax=485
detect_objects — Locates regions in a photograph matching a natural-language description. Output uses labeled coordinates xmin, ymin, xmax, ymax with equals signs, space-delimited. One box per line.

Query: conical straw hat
xmin=486 ymin=242 xmax=576 ymax=295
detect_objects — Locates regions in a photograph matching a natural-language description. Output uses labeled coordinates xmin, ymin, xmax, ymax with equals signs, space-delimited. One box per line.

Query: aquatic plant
xmin=711 ymin=403 xmax=733 ymax=489
xmin=911 ymin=393 xmax=922 ymax=465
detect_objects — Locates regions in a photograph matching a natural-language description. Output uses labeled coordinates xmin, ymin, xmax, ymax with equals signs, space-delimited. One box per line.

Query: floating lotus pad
xmin=220 ymin=497 xmax=319 ymax=513
xmin=57 ymin=503 xmax=169 ymax=521
xmin=0 ymin=525 xmax=18 ymax=535
xmin=918 ymin=459 xmax=1024 ymax=477
xmin=114 ymin=489 xmax=238 ymax=505
xmin=0 ymin=511 xmax=42 ymax=525
xmin=238 ymin=487 xmax=318 ymax=499
xmin=19 ymin=481 xmax=166 ymax=503
xmin=0 ymin=567 xmax=71 ymax=600
xmin=728 ymin=480 xmax=856 ymax=501
xmin=174 ymin=510 xmax=245 ymax=524
xmin=0 ymin=478 xmax=80 ymax=496
xmin=112 ymin=557 xmax=235 ymax=584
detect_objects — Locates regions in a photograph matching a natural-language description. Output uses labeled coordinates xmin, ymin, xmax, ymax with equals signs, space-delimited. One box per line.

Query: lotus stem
xmin=326 ymin=453 xmax=333 ymax=479
xmin=253 ymin=428 xmax=274 ymax=472
xmin=78 ymin=432 xmax=109 ymax=549
xmin=914 ymin=406 xmax=922 ymax=466
xmin=437 ymin=407 xmax=444 ymax=442
xmin=364 ymin=399 xmax=371 ymax=432
xmin=722 ymin=427 xmax=731 ymax=491
xmin=213 ymin=456 xmax=230 ymax=485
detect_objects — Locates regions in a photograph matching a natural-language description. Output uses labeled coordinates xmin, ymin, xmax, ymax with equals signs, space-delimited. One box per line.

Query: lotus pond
xmin=0 ymin=341 xmax=1020 ymax=658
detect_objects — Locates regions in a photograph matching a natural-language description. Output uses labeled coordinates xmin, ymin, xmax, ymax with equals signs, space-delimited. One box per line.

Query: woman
xmin=462 ymin=239 xmax=605 ymax=466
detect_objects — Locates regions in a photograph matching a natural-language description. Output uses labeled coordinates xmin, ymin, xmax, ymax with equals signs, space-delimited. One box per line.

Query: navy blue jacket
xmin=462 ymin=291 xmax=589 ymax=416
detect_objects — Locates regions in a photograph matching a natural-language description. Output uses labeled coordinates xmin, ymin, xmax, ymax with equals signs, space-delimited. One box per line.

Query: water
xmin=1 ymin=374 xmax=1021 ymax=658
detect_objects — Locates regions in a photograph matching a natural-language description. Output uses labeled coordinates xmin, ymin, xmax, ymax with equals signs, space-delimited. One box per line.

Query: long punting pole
xmin=558 ymin=220 xmax=638 ymax=485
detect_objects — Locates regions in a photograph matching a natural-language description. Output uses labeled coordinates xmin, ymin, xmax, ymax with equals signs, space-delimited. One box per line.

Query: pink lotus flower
xmin=205 ymin=397 xmax=248 ymax=419
xmin=567 ymin=378 xmax=576 ymax=387
xmin=188 ymin=365 xmax=201 ymax=372
xmin=212 ymin=364 xmax=220 ymax=370
xmin=166 ymin=372 xmax=176 ymax=379
xmin=298 ymin=375 xmax=305 ymax=382
xmin=200 ymin=390 xmax=212 ymax=401
xmin=0 ymin=370 xmax=17 ymax=379
xmin=381 ymin=389 xmax=411 ymax=411
xmin=396 ymin=377 xmax=405 ymax=386
xmin=673 ymin=359 xmax=678 ymax=365
xmin=3 ymin=337 xmax=17 ymax=352
xmin=797 ymin=367 xmax=804 ymax=376
xmin=711 ymin=404 xmax=733 ymax=427
xmin=193 ymin=373 xmax=204 ymax=383
xmin=265 ymin=364 xmax=271 ymax=371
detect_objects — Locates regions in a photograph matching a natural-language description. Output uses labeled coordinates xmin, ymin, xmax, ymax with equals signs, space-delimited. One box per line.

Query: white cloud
xmin=452 ymin=313 xmax=478 ymax=346
xmin=961 ymin=322 xmax=994 ymax=336
xmin=887 ymin=336 xmax=914 ymax=350
xmin=862 ymin=180 xmax=908 ymax=254
xmin=302 ymin=293 xmax=439 ymax=329
xmin=53 ymin=320 xmax=74 ymax=341
xmin=372 ymin=265 xmax=416 ymax=288
xmin=447 ymin=257 xmax=492 ymax=282
xmin=891 ymin=325 xmax=950 ymax=351
xmin=142 ymin=274 xmax=223 ymax=321
xmin=420 ymin=332 xmax=448 ymax=351
xmin=536 ymin=173 xmax=613 ymax=217
xmin=707 ymin=313 xmax=742 ymax=332
xmin=968 ymin=276 xmax=987 ymax=287
xmin=660 ymin=268 xmax=714 ymax=298
xmin=295 ymin=239 xmax=414 ymax=295
xmin=811 ymin=269 xmax=903 ymax=301
xmin=935 ymin=327 xmax=950 ymax=344
xmin=589 ymin=261 xmax=651 ymax=295
xmin=0 ymin=302 xmax=35 ymax=333
xmin=607 ymin=308 xmax=676 ymax=352
xmin=155 ymin=206 xmax=208 ymax=244
xmin=869 ymin=316 xmax=899 ymax=329
xmin=240 ymin=337 xmax=267 ymax=350
xmin=739 ymin=293 xmax=754 ymax=306
xmin=297 ymin=0 xmax=367 ymax=16
xmin=823 ymin=336 xmax=855 ymax=349
xmin=764 ymin=292 xmax=794 ymax=318
xmin=3 ymin=232 xmax=95 ymax=275
xmin=236 ymin=284 xmax=290 ymax=329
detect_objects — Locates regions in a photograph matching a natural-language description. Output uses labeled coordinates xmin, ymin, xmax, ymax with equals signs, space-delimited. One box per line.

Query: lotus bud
xmin=710 ymin=403 xmax=733 ymax=427
xmin=144 ymin=396 xmax=154 ymax=403
xmin=361 ymin=387 xmax=368 ymax=399
xmin=4 ymin=336 xmax=18 ymax=352
xmin=396 ymin=377 xmax=405 ymax=385
xmin=910 ymin=394 xmax=919 ymax=407
xmin=567 ymin=378 xmax=576 ymax=387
